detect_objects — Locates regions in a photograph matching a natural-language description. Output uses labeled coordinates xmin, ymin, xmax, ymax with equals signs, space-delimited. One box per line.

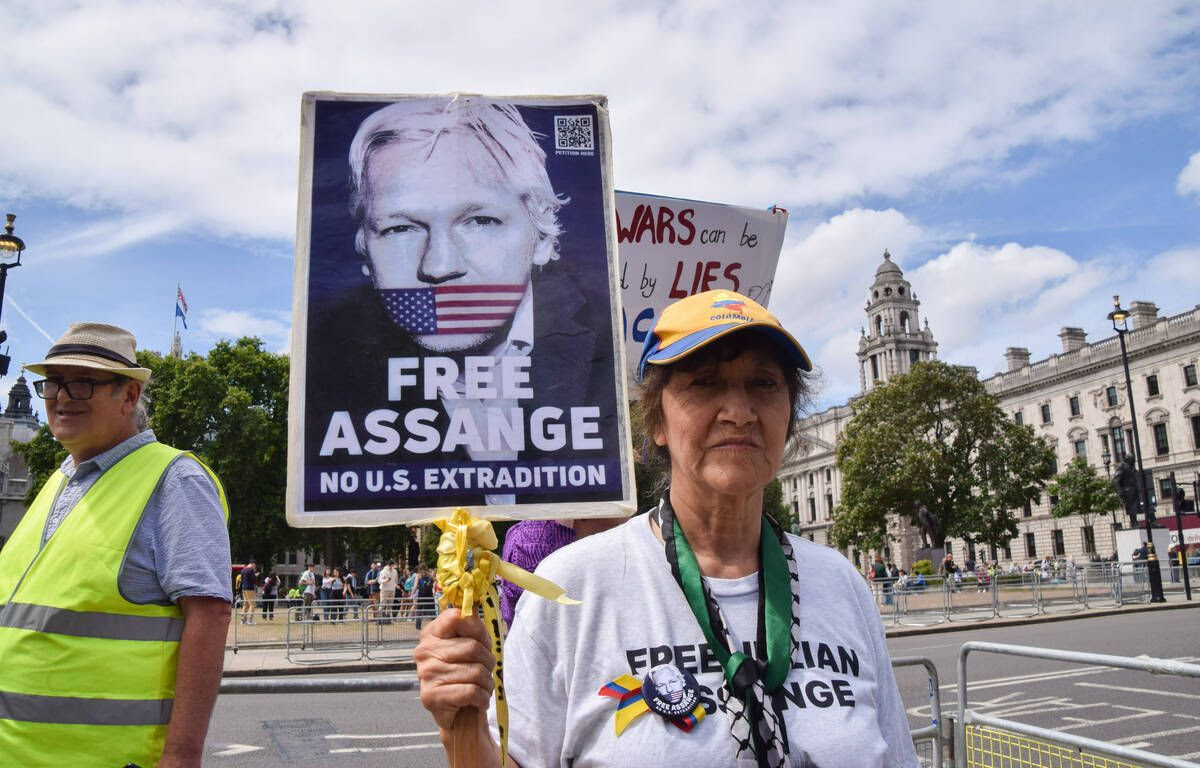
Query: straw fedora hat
xmin=23 ymin=322 xmax=152 ymax=382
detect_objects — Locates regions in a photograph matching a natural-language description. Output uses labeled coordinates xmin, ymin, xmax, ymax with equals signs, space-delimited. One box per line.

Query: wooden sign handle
xmin=450 ymin=706 xmax=482 ymax=767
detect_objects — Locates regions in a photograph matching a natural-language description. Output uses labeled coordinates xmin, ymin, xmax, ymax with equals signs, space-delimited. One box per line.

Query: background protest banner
xmin=614 ymin=192 xmax=788 ymax=382
xmin=287 ymin=93 xmax=635 ymax=526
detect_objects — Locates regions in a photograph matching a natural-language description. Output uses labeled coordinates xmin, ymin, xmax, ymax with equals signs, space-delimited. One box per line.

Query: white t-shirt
xmin=492 ymin=516 xmax=918 ymax=768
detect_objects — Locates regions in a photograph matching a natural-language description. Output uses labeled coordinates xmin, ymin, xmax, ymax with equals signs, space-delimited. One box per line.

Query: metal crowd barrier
xmin=891 ymin=656 xmax=944 ymax=768
xmin=237 ymin=597 xmax=441 ymax=664
xmin=871 ymin=563 xmax=1149 ymax=626
xmin=955 ymin=641 xmax=1200 ymax=768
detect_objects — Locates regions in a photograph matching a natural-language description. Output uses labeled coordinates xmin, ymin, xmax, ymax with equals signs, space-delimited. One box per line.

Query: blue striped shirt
xmin=43 ymin=430 xmax=232 ymax=605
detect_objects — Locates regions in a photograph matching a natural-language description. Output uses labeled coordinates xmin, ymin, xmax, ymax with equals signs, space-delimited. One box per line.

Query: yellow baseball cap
xmin=637 ymin=290 xmax=812 ymax=381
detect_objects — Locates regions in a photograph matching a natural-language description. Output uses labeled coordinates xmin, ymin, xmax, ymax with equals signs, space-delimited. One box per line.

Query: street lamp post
xmin=1107 ymin=295 xmax=1166 ymax=603
xmin=0 ymin=213 xmax=28 ymax=378
xmin=1101 ymin=448 xmax=1118 ymax=553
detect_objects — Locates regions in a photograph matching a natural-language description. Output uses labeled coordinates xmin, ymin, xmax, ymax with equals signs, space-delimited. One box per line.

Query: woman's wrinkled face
xmin=653 ymin=342 xmax=791 ymax=501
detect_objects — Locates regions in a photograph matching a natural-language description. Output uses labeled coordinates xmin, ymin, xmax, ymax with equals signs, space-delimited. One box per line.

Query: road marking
xmin=325 ymin=731 xmax=440 ymax=739
xmin=214 ymin=744 xmax=264 ymax=757
xmin=1058 ymin=705 xmax=1160 ymax=730
xmin=1109 ymin=724 xmax=1200 ymax=744
xmin=939 ymin=654 xmax=1200 ymax=693
xmin=1075 ymin=681 xmax=1200 ymax=702
xmin=330 ymin=743 xmax=442 ymax=754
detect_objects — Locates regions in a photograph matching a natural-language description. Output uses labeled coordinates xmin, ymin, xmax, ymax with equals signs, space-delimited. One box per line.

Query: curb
xmin=222 ymin=660 xmax=415 ymax=678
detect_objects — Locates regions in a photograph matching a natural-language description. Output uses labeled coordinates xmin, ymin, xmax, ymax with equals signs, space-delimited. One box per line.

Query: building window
xmin=1146 ymin=375 xmax=1159 ymax=398
xmin=1111 ymin=428 xmax=1127 ymax=461
xmin=1022 ymin=499 xmax=1032 ymax=517
xmin=1049 ymin=494 xmax=1059 ymax=508
xmin=1069 ymin=395 xmax=1081 ymax=416
xmin=1040 ymin=403 xmax=1052 ymax=424
xmin=1052 ymin=529 xmax=1065 ymax=556
xmin=808 ymin=473 xmax=814 ymax=486
xmin=1185 ymin=364 xmax=1198 ymax=388
xmin=1106 ymin=386 xmax=1119 ymax=407
xmin=1100 ymin=433 xmax=1110 ymax=459
xmin=825 ymin=468 xmax=832 ymax=483
xmin=1081 ymin=526 xmax=1096 ymax=554
xmin=1153 ymin=423 xmax=1169 ymax=456
xmin=909 ymin=349 xmax=919 ymax=365
xmin=1002 ymin=541 xmax=1012 ymax=561
xmin=808 ymin=497 xmax=817 ymax=522
xmin=1073 ymin=439 xmax=1087 ymax=458
xmin=1192 ymin=414 xmax=1200 ymax=449
xmin=870 ymin=354 xmax=879 ymax=381
xmin=825 ymin=493 xmax=834 ymax=516
xmin=1014 ymin=410 xmax=1024 ymax=425
xmin=1159 ymin=476 xmax=1175 ymax=499
xmin=1025 ymin=532 xmax=1037 ymax=558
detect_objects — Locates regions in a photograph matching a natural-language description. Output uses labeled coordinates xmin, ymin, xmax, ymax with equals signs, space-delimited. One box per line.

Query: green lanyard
xmin=657 ymin=498 xmax=793 ymax=693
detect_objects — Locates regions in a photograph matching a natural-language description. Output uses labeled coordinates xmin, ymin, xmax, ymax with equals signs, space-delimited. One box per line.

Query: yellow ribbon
xmin=434 ymin=508 xmax=581 ymax=766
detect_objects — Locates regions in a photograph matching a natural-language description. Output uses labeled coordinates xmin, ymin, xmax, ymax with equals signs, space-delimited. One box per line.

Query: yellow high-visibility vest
xmin=0 ymin=442 xmax=229 ymax=766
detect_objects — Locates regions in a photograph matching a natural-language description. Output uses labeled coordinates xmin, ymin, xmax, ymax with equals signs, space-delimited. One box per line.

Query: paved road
xmin=205 ymin=609 xmax=1199 ymax=767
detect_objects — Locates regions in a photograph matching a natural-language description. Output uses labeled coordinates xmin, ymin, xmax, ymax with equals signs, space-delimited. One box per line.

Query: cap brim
xmin=24 ymin=357 xmax=152 ymax=382
xmin=639 ymin=321 xmax=812 ymax=379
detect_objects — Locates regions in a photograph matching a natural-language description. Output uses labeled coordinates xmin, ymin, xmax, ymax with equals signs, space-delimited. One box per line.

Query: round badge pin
xmin=642 ymin=663 xmax=701 ymax=719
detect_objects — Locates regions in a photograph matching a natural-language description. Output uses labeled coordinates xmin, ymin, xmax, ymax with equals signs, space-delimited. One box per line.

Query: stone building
xmin=0 ymin=375 xmax=40 ymax=547
xmin=778 ymin=252 xmax=1200 ymax=573
xmin=946 ymin=300 xmax=1200 ymax=567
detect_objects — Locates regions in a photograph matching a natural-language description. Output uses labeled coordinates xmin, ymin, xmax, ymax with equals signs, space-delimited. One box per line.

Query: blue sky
xmin=1 ymin=1 xmax=1198 ymax=416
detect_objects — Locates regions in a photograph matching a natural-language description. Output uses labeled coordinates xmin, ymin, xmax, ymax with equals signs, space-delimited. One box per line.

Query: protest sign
xmin=287 ymin=93 xmax=635 ymax=526
xmin=614 ymin=192 xmax=788 ymax=382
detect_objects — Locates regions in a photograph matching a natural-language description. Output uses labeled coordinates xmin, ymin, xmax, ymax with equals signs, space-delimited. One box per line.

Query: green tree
xmin=763 ymin=477 xmax=797 ymax=533
xmin=1047 ymin=457 xmax=1121 ymax=534
xmin=138 ymin=339 xmax=304 ymax=567
xmin=11 ymin=424 xmax=68 ymax=505
xmin=831 ymin=361 xmax=1056 ymax=552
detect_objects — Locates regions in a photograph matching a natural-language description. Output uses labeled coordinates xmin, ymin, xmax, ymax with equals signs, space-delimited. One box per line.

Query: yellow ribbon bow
xmin=434 ymin=508 xmax=581 ymax=766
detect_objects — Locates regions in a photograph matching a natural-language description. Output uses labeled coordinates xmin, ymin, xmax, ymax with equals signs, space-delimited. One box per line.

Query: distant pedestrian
xmin=414 ymin=565 xmax=436 ymax=629
xmin=240 ymin=560 xmax=258 ymax=625
xmin=261 ymin=571 xmax=279 ymax=621
xmin=378 ymin=561 xmax=397 ymax=621
xmin=365 ymin=560 xmax=382 ymax=616
xmin=299 ymin=564 xmax=317 ymax=620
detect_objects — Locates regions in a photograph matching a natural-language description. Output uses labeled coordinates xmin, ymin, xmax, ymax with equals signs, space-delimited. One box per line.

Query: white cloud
xmin=0 ymin=2 xmax=1196 ymax=245
xmin=1178 ymin=151 xmax=1200 ymax=201
xmin=196 ymin=308 xmax=290 ymax=350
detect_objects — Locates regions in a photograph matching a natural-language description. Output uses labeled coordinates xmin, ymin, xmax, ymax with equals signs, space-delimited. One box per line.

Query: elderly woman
xmin=416 ymin=290 xmax=918 ymax=767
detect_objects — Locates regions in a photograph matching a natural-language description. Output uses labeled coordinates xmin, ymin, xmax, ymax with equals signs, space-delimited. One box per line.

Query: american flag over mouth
xmin=379 ymin=284 xmax=527 ymax=334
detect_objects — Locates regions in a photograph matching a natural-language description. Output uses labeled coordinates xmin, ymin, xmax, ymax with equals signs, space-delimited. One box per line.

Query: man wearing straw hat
xmin=0 ymin=322 xmax=232 ymax=767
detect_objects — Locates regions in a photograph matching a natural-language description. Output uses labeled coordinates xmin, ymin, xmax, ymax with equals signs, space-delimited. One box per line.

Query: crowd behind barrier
xmin=866 ymin=561 xmax=1197 ymax=627
xmin=229 ymin=596 xmax=441 ymax=659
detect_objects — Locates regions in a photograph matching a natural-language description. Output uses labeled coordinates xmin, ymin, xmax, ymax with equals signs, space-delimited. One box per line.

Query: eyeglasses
xmin=32 ymin=377 xmax=122 ymax=400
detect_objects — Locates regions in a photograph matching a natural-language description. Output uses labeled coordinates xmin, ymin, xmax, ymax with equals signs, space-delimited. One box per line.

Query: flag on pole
xmin=175 ymin=285 xmax=188 ymax=329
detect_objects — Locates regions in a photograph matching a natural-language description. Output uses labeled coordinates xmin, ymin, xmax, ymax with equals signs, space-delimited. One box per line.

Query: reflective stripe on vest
xmin=0 ymin=602 xmax=184 ymax=642
xmin=0 ymin=690 xmax=172 ymax=727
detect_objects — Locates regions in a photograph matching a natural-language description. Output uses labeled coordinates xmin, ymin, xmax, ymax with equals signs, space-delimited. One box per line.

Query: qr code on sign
xmin=554 ymin=115 xmax=594 ymax=151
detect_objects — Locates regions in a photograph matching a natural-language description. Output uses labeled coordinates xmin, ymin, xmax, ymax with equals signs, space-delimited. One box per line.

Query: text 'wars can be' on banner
xmin=614 ymin=192 xmax=788 ymax=382
xmin=287 ymin=92 xmax=636 ymax=527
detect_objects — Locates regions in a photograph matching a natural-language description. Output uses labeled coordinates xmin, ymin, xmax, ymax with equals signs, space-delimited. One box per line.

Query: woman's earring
xmin=361 ymin=264 xmax=371 ymax=277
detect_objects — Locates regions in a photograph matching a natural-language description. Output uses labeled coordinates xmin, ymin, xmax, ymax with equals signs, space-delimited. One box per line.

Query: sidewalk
xmin=222 ymin=593 xmax=1197 ymax=678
